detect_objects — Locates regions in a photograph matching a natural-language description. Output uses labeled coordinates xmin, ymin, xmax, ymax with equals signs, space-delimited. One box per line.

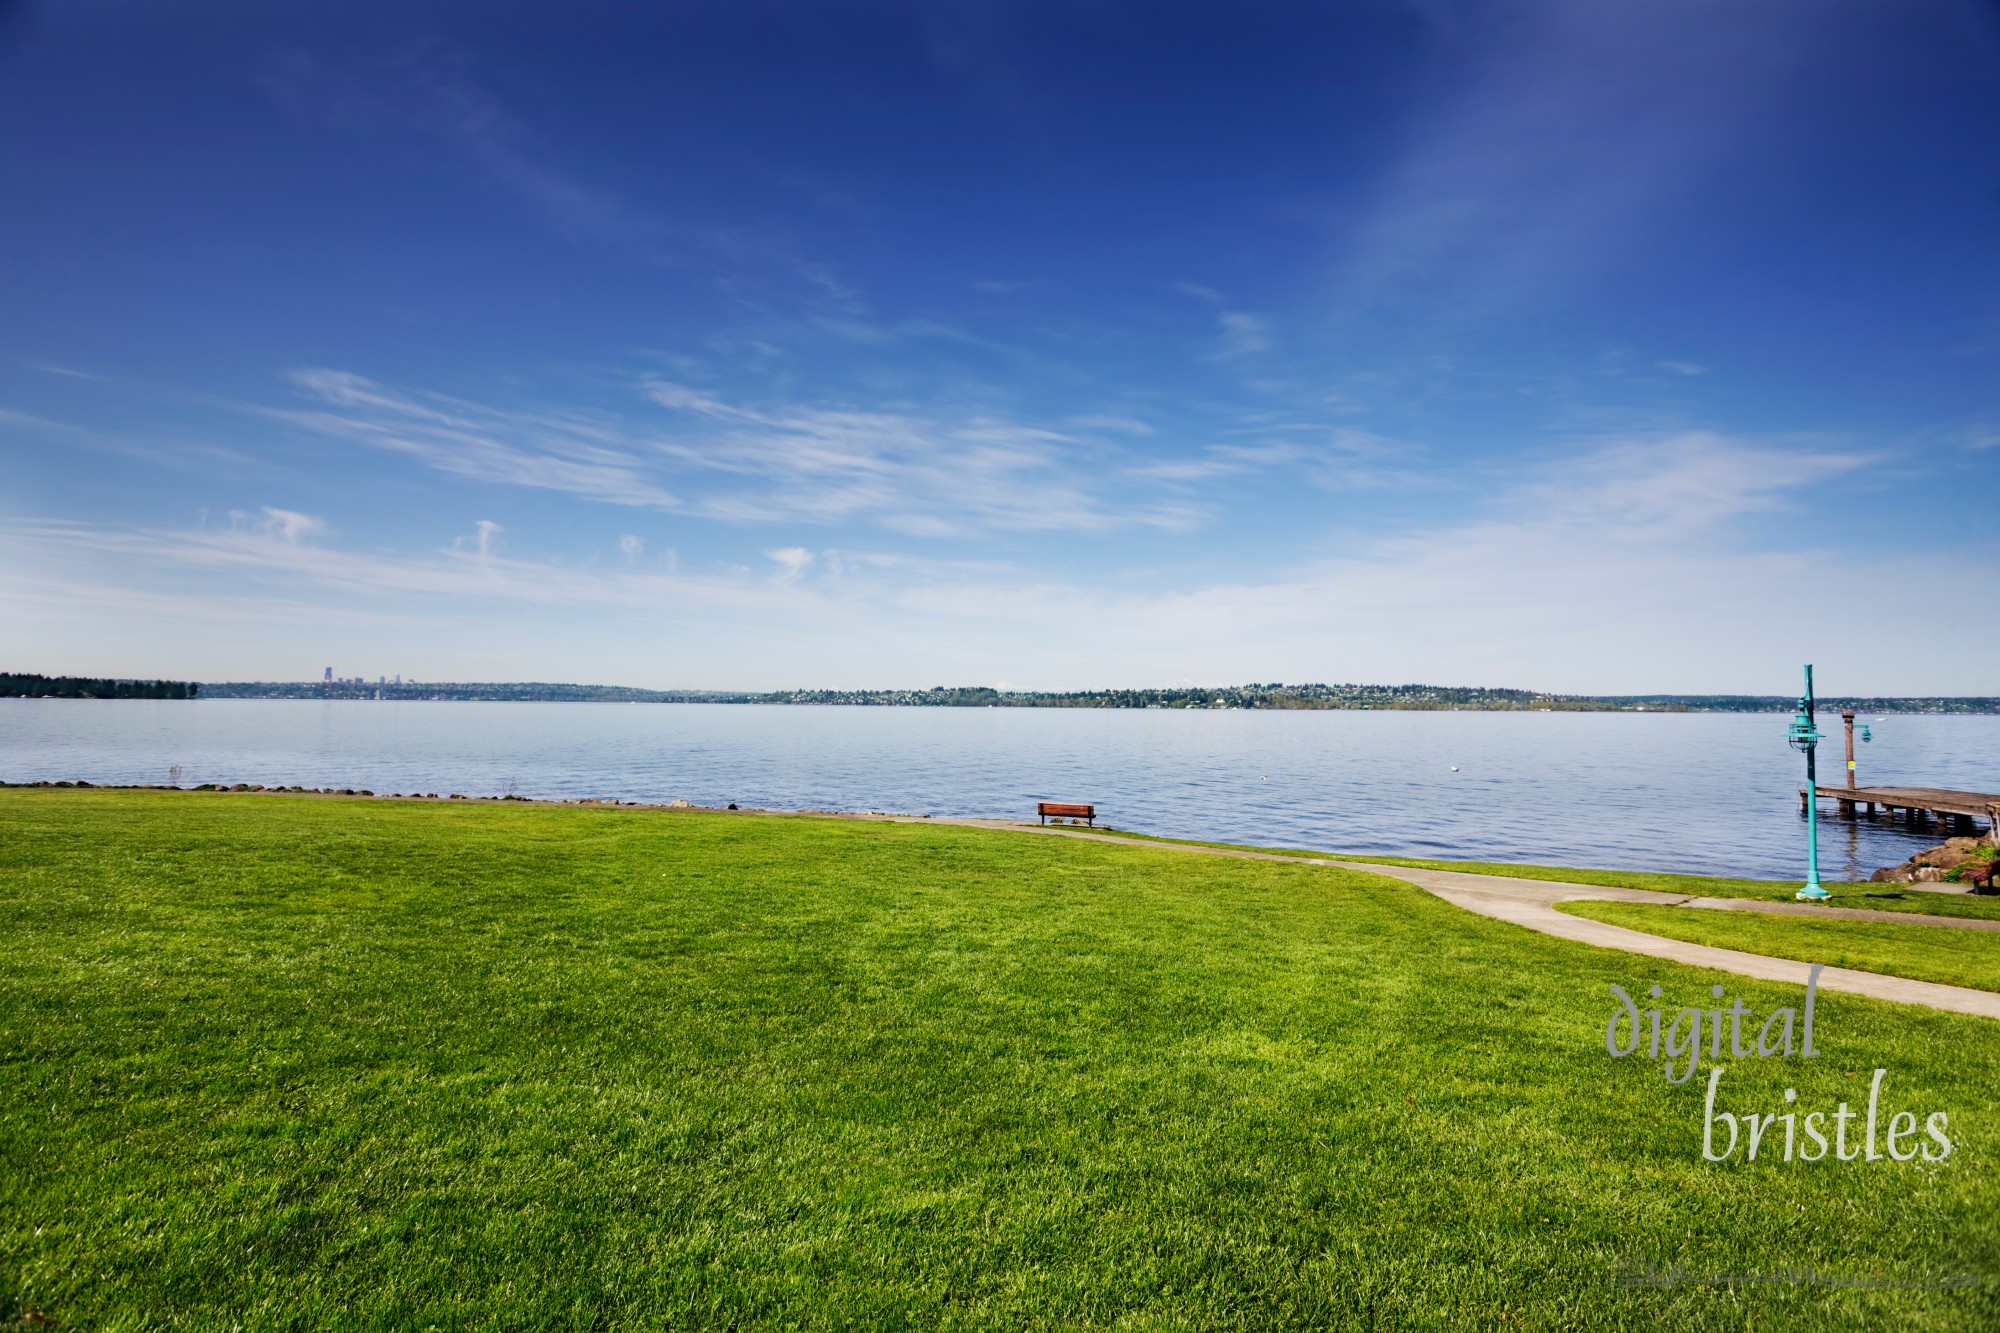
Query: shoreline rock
xmin=1870 ymin=837 xmax=1998 ymax=891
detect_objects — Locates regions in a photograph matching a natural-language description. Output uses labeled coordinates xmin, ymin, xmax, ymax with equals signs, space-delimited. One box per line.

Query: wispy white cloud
xmin=1130 ymin=426 xmax=1428 ymax=490
xmin=252 ymin=506 xmax=326 ymax=544
xmin=469 ymin=519 xmax=502 ymax=558
xmin=22 ymin=363 xmax=111 ymax=382
xmin=8 ymin=432 xmax=1978 ymax=692
xmin=766 ymin=546 xmax=814 ymax=583
xmin=648 ymin=376 xmax=1208 ymax=532
xmin=642 ymin=384 xmax=1190 ymax=530
xmin=642 ymin=377 xmax=1186 ymax=534
xmin=259 ymin=368 xmax=1207 ymax=538
xmin=1211 ymin=312 xmax=1273 ymax=361
xmin=1334 ymin=0 xmax=1818 ymax=315
xmin=1066 ymin=414 xmax=1154 ymax=436
xmin=0 ymin=515 xmax=771 ymax=616
xmin=0 ymin=406 xmax=71 ymax=429
xmin=1173 ymin=283 xmax=1275 ymax=362
xmin=1489 ymin=433 xmax=1870 ymax=540
xmin=259 ymin=45 xmax=861 ymax=313
xmin=274 ymin=370 xmax=684 ymax=511
xmin=866 ymin=434 xmax=1978 ymax=691
xmin=262 ymin=45 xmax=650 ymax=248
xmin=1130 ymin=442 xmax=1302 ymax=482
xmin=0 ymin=399 xmax=282 ymax=478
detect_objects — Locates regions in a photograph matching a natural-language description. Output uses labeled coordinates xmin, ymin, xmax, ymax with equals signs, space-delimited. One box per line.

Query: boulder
xmin=1874 ymin=836 xmax=1990 ymax=884
xmin=1911 ymin=837 xmax=1984 ymax=870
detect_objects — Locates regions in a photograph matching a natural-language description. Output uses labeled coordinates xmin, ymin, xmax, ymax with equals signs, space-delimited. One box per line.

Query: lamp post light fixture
xmin=1788 ymin=664 xmax=1828 ymax=902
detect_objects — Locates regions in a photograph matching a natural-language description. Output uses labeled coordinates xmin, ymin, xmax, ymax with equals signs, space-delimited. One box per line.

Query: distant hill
xmin=190 ymin=680 xmax=2000 ymax=712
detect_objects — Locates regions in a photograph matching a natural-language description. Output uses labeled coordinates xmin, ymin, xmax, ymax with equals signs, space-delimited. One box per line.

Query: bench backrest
xmin=1038 ymin=802 xmax=1094 ymax=817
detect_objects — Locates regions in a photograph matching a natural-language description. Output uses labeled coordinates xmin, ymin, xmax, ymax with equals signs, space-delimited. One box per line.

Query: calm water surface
xmin=3 ymin=700 xmax=1995 ymax=881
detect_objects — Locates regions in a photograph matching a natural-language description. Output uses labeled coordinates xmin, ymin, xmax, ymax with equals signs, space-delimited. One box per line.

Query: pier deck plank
xmin=1811 ymin=784 xmax=2000 ymax=819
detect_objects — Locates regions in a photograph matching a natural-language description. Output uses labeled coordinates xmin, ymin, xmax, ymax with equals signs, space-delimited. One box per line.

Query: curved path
xmin=1332 ymin=860 xmax=2000 ymax=1021
xmin=918 ymin=819 xmax=2000 ymax=1020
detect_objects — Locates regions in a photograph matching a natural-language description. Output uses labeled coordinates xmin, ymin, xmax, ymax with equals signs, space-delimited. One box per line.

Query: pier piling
xmin=1839 ymin=710 xmax=1857 ymax=818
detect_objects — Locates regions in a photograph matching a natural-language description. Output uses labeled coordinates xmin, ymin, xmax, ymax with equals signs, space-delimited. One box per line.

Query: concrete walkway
xmin=1330 ymin=860 xmax=2000 ymax=1020
xmin=916 ymin=820 xmax=2000 ymax=1020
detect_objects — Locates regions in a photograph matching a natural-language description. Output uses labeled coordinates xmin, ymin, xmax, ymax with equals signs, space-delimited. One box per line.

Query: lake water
xmin=2 ymin=700 xmax=1994 ymax=881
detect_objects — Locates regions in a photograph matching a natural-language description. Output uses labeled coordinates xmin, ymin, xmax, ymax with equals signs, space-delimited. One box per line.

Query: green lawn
xmin=1557 ymin=900 xmax=2000 ymax=994
xmin=2 ymin=790 xmax=1996 ymax=1331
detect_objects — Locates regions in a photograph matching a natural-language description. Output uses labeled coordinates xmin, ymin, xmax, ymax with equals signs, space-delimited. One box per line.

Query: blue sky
xmin=2 ymin=0 xmax=1996 ymax=692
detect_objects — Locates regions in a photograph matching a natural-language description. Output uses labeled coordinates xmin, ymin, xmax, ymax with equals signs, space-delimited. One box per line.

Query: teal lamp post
xmin=1788 ymin=664 xmax=1828 ymax=902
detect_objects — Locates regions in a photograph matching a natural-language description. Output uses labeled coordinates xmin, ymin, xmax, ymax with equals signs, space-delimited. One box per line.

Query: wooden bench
xmin=1037 ymin=802 xmax=1095 ymax=826
xmin=1964 ymin=861 xmax=1996 ymax=892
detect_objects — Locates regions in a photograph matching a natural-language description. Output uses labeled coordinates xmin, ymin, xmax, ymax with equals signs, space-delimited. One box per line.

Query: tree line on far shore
xmin=12 ymin=670 xmax=1994 ymax=713
xmin=192 ymin=680 xmax=2000 ymax=713
xmin=1 ymin=673 xmax=198 ymax=700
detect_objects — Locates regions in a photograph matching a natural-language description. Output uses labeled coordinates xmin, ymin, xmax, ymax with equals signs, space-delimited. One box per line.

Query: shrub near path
xmin=0 ymin=790 xmax=1995 ymax=1331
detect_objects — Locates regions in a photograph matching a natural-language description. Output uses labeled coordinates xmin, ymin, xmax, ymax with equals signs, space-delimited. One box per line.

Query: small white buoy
xmin=1450 ymin=766 xmax=1460 ymax=772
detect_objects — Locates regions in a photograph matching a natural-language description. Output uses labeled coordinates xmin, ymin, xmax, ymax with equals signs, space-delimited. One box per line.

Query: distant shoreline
xmin=8 ymin=676 xmax=1999 ymax=714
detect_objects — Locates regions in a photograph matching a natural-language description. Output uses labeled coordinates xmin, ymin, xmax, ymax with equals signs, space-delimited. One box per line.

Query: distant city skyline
xmin=322 ymin=669 xmax=404 ymax=686
xmin=2 ymin=1 xmax=1995 ymax=693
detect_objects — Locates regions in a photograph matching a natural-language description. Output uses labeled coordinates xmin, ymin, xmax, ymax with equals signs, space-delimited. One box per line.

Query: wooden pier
xmin=1803 ymin=784 xmax=2000 ymax=838
xmin=1796 ymin=709 xmax=1999 ymax=838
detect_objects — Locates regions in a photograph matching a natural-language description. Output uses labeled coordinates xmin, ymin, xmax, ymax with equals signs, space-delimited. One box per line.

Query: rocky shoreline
xmin=0 ymin=778 xmax=938 ymax=820
xmin=1870 ymin=836 xmax=2000 ymax=891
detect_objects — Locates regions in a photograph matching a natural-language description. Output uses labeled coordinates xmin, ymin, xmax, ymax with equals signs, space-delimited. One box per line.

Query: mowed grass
xmin=1093 ymin=830 xmax=2000 ymax=921
xmin=0 ymin=791 xmax=1995 ymax=1331
xmin=1558 ymin=900 xmax=2000 ymax=994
